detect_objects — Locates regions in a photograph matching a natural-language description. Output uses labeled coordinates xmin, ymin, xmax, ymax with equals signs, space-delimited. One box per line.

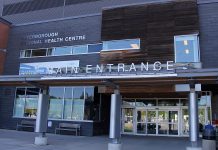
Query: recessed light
xmin=184 ymin=40 xmax=188 ymax=45
xmin=185 ymin=49 xmax=190 ymax=54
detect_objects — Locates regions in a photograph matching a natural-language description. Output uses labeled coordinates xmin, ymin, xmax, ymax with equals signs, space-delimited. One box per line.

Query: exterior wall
xmin=198 ymin=2 xmax=218 ymax=68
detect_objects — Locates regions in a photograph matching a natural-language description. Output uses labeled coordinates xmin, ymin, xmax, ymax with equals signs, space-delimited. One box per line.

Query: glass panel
xmin=52 ymin=47 xmax=72 ymax=56
xmin=147 ymin=111 xmax=156 ymax=123
xmin=63 ymin=87 xmax=73 ymax=119
xmin=169 ymin=111 xmax=178 ymax=123
xmin=144 ymin=99 xmax=157 ymax=107
xmin=137 ymin=110 xmax=146 ymax=122
xmin=14 ymin=88 xmax=26 ymax=117
xmin=24 ymin=88 xmax=39 ymax=118
xmin=72 ymin=99 xmax=84 ymax=120
xmin=199 ymin=108 xmax=205 ymax=133
xmin=46 ymin=48 xmax=53 ymax=56
xmin=20 ymin=50 xmax=31 ymax=58
xmin=174 ymin=35 xmax=199 ymax=63
xmin=123 ymin=99 xmax=135 ymax=106
xmin=182 ymin=109 xmax=189 ymax=135
xmin=48 ymin=87 xmax=64 ymax=119
xmin=88 ymin=44 xmax=102 ymax=53
xmin=169 ymin=124 xmax=178 ymax=135
xmin=157 ymin=111 xmax=168 ymax=123
xmin=103 ymin=39 xmax=140 ymax=51
xmin=72 ymin=87 xmax=85 ymax=120
xmin=73 ymin=45 xmax=88 ymax=54
xmin=135 ymin=99 xmax=147 ymax=107
xmin=158 ymin=123 xmax=168 ymax=135
xmin=31 ymin=49 xmax=47 ymax=57
xmin=123 ymin=108 xmax=134 ymax=133
xmin=147 ymin=123 xmax=156 ymax=134
xmin=181 ymin=99 xmax=188 ymax=106
xmin=137 ymin=123 xmax=146 ymax=134
xmin=158 ymin=99 xmax=179 ymax=106
xmin=84 ymin=87 xmax=95 ymax=120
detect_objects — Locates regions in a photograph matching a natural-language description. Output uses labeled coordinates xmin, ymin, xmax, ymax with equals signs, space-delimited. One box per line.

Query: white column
xmin=108 ymin=89 xmax=122 ymax=150
xmin=34 ymin=89 xmax=49 ymax=146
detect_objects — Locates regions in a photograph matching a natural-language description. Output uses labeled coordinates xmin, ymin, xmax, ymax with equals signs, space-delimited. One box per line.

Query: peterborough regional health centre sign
xmin=19 ymin=60 xmax=176 ymax=76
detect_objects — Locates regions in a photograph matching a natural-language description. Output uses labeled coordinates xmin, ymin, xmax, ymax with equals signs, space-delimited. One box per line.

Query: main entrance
xmin=121 ymin=94 xmax=212 ymax=136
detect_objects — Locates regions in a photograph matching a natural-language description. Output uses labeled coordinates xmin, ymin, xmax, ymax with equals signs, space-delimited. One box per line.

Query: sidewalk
xmin=0 ymin=129 xmax=192 ymax=150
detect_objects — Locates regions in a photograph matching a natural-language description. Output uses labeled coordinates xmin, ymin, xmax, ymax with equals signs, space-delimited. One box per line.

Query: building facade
xmin=0 ymin=0 xmax=218 ymax=138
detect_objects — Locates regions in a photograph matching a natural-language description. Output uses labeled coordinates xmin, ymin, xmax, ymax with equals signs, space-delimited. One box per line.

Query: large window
xmin=14 ymin=86 xmax=98 ymax=121
xmin=174 ymin=35 xmax=199 ymax=63
xmin=14 ymin=88 xmax=40 ymax=118
xmin=102 ymin=39 xmax=140 ymax=51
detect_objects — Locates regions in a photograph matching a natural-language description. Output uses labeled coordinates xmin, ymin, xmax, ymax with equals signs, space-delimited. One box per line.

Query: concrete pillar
xmin=34 ymin=89 xmax=49 ymax=146
xmin=186 ymin=88 xmax=202 ymax=150
xmin=108 ymin=89 xmax=122 ymax=150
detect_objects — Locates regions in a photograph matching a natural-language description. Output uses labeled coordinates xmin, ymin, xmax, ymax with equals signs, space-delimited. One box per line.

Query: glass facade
xmin=174 ymin=34 xmax=199 ymax=63
xmin=14 ymin=86 xmax=98 ymax=121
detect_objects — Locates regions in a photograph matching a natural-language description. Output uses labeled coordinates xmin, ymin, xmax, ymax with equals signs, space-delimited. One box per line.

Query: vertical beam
xmin=187 ymin=87 xmax=202 ymax=150
xmin=189 ymin=88 xmax=198 ymax=146
xmin=35 ymin=89 xmax=49 ymax=145
xmin=108 ymin=89 xmax=122 ymax=150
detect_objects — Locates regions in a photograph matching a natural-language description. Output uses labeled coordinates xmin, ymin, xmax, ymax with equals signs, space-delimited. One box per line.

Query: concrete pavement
xmin=0 ymin=129 xmax=195 ymax=150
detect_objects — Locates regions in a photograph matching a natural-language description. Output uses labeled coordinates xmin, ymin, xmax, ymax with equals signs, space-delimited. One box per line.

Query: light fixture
xmin=183 ymin=40 xmax=188 ymax=46
xmin=185 ymin=49 xmax=190 ymax=54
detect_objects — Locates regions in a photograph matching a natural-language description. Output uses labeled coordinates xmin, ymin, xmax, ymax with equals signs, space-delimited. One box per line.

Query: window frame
xmin=174 ymin=34 xmax=200 ymax=63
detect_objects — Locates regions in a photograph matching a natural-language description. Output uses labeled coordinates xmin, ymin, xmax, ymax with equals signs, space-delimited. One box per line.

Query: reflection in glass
xmin=182 ymin=109 xmax=189 ymax=135
xmin=158 ymin=123 xmax=168 ymax=134
xmin=14 ymin=88 xmax=26 ymax=117
xmin=32 ymin=49 xmax=47 ymax=57
xmin=52 ymin=47 xmax=72 ymax=56
xmin=147 ymin=123 xmax=156 ymax=134
xmin=123 ymin=99 xmax=135 ymax=106
xmin=137 ymin=123 xmax=146 ymax=134
xmin=174 ymin=35 xmax=199 ymax=63
xmin=72 ymin=87 xmax=85 ymax=120
xmin=73 ymin=45 xmax=88 ymax=54
xmin=169 ymin=124 xmax=178 ymax=135
xmin=147 ymin=111 xmax=156 ymax=123
xmin=103 ymin=39 xmax=140 ymax=51
xmin=48 ymin=87 xmax=64 ymax=119
xmin=123 ymin=108 xmax=134 ymax=133
xmin=63 ymin=87 xmax=73 ymax=119
xmin=88 ymin=44 xmax=102 ymax=53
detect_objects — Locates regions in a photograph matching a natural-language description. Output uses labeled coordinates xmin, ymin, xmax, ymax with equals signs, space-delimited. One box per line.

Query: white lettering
xmin=107 ymin=64 xmax=114 ymax=72
xmin=129 ymin=63 xmax=136 ymax=72
xmin=167 ymin=61 xmax=174 ymax=71
xmin=118 ymin=63 xmax=125 ymax=72
xmin=153 ymin=61 xmax=162 ymax=71
xmin=96 ymin=64 xmax=103 ymax=73
xmin=86 ymin=65 xmax=92 ymax=73
xmin=141 ymin=62 xmax=149 ymax=71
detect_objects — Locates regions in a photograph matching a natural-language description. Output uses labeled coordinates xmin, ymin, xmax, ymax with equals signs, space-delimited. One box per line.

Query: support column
xmin=34 ymin=89 xmax=49 ymax=146
xmin=186 ymin=87 xmax=202 ymax=150
xmin=108 ymin=89 xmax=122 ymax=150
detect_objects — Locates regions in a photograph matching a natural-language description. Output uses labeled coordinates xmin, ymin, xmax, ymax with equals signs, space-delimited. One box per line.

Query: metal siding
xmin=199 ymin=2 xmax=218 ymax=68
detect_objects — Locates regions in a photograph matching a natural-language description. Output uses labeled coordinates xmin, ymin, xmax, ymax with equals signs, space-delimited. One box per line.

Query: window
xmin=102 ymin=39 xmax=140 ymax=51
xmin=73 ymin=45 xmax=88 ymax=54
xmin=14 ymin=88 xmax=40 ymax=118
xmin=174 ymin=35 xmax=199 ymax=63
xmin=31 ymin=49 xmax=47 ymax=57
xmin=20 ymin=50 xmax=31 ymax=58
xmin=14 ymin=86 xmax=98 ymax=121
xmin=88 ymin=44 xmax=102 ymax=53
xmin=52 ymin=47 xmax=72 ymax=56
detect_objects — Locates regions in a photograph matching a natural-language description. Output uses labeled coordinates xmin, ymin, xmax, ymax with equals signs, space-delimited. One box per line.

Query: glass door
xmin=147 ymin=110 xmax=157 ymax=135
xmin=122 ymin=108 xmax=134 ymax=134
xmin=157 ymin=110 xmax=179 ymax=135
xmin=136 ymin=109 xmax=146 ymax=134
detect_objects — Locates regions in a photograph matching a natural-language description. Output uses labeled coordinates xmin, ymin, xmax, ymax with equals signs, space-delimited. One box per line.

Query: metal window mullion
xmin=71 ymin=87 xmax=74 ymax=120
xmin=62 ymin=87 xmax=65 ymax=119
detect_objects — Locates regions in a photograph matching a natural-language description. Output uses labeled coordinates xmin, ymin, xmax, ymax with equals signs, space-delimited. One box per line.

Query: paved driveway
xmin=0 ymin=129 xmax=195 ymax=150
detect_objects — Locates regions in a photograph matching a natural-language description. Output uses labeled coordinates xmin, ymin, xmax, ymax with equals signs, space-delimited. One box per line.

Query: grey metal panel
xmin=198 ymin=2 xmax=218 ymax=68
xmin=2 ymin=0 xmax=172 ymax=25
xmin=4 ymin=15 xmax=101 ymax=75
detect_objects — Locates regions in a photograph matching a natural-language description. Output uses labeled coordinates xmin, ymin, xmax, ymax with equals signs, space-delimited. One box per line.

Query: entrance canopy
xmin=0 ymin=68 xmax=218 ymax=93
